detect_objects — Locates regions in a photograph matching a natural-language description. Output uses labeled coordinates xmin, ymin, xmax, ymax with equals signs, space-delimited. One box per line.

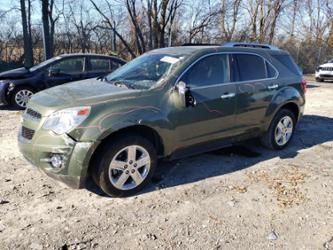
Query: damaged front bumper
xmin=18 ymin=129 xmax=97 ymax=189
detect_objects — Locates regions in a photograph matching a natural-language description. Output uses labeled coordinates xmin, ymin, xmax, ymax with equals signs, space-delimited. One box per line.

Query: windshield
xmin=105 ymin=53 xmax=185 ymax=89
xmin=29 ymin=57 xmax=61 ymax=72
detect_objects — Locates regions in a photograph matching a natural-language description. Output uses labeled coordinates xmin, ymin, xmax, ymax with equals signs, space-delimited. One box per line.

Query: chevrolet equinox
xmin=18 ymin=43 xmax=306 ymax=197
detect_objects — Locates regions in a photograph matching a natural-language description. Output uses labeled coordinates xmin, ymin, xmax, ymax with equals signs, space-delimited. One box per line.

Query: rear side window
xmin=266 ymin=62 xmax=277 ymax=78
xmin=272 ymin=54 xmax=301 ymax=75
xmin=181 ymin=54 xmax=230 ymax=88
xmin=89 ymin=58 xmax=110 ymax=71
xmin=111 ymin=60 xmax=124 ymax=71
xmin=235 ymin=54 xmax=266 ymax=81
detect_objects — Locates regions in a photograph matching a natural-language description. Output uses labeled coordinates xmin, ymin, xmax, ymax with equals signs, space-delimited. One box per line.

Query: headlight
xmin=43 ymin=106 xmax=91 ymax=135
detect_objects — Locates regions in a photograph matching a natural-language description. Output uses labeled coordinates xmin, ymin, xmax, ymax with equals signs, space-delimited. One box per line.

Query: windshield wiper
xmin=109 ymin=80 xmax=135 ymax=89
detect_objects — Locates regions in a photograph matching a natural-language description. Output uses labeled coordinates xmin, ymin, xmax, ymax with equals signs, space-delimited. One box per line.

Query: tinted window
xmin=235 ymin=54 xmax=266 ymax=81
xmin=182 ymin=54 xmax=230 ymax=87
xmin=111 ymin=60 xmax=123 ymax=70
xmin=89 ymin=58 xmax=110 ymax=71
xmin=272 ymin=54 xmax=301 ymax=75
xmin=51 ymin=58 xmax=84 ymax=73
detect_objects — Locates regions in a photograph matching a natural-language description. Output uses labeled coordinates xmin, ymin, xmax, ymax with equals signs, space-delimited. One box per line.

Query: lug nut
xmin=133 ymin=163 xmax=137 ymax=167
xmin=125 ymin=170 xmax=129 ymax=174
xmin=129 ymin=160 xmax=133 ymax=164
xmin=124 ymin=165 xmax=128 ymax=169
xmin=131 ymin=169 xmax=135 ymax=173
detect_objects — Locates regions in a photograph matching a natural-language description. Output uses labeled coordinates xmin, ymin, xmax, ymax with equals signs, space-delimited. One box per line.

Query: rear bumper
xmin=18 ymin=129 xmax=97 ymax=189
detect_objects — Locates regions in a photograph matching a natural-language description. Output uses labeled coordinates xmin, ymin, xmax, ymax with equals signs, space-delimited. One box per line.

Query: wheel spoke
xmin=282 ymin=118 xmax=290 ymax=127
xmin=115 ymin=172 xmax=129 ymax=188
xmin=130 ymin=170 xmax=143 ymax=185
xmin=277 ymin=121 xmax=284 ymax=131
xmin=275 ymin=131 xmax=282 ymax=141
xmin=110 ymin=160 xmax=126 ymax=171
xmin=281 ymin=134 xmax=287 ymax=145
xmin=127 ymin=146 xmax=137 ymax=162
xmin=286 ymin=127 xmax=293 ymax=134
xmin=136 ymin=156 xmax=150 ymax=168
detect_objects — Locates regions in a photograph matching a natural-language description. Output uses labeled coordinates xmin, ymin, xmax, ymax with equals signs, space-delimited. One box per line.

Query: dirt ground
xmin=0 ymin=78 xmax=332 ymax=250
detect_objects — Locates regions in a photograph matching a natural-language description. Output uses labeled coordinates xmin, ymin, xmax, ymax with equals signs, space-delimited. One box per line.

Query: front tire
xmin=93 ymin=134 xmax=157 ymax=197
xmin=261 ymin=109 xmax=296 ymax=150
xmin=10 ymin=86 xmax=35 ymax=109
xmin=316 ymin=77 xmax=324 ymax=82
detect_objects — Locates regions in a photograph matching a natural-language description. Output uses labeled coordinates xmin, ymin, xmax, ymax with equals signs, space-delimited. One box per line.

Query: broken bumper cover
xmin=18 ymin=130 xmax=97 ymax=189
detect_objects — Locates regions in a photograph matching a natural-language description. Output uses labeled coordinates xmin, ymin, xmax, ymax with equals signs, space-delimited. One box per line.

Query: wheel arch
xmin=87 ymin=124 xmax=165 ymax=176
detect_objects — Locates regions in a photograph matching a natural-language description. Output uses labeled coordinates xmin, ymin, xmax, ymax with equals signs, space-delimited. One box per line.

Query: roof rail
xmin=182 ymin=43 xmax=220 ymax=46
xmin=223 ymin=42 xmax=279 ymax=50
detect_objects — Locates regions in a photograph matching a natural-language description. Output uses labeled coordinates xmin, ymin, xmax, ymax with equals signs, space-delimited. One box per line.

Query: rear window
xmin=235 ymin=54 xmax=266 ymax=81
xmin=272 ymin=54 xmax=301 ymax=75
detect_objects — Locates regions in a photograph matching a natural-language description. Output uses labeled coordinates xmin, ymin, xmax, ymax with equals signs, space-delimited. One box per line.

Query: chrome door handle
xmin=268 ymin=84 xmax=279 ymax=90
xmin=221 ymin=93 xmax=235 ymax=99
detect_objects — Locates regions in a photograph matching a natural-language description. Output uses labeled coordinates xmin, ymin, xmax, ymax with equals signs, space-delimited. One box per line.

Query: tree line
xmin=1 ymin=0 xmax=333 ymax=73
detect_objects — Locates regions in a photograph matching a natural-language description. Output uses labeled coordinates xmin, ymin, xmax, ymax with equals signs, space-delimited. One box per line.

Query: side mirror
xmin=48 ymin=68 xmax=60 ymax=77
xmin=175 ymin=81 xmax=196 ymax=107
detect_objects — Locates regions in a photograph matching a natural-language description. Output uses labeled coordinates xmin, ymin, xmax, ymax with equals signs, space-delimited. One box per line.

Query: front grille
xmin=25 ymin=108 xmax=42 ymax=120
xmin=21 ymin=126 xmax=35 ymax=140
xmin=320 ymin=67 xmax=333 ymax=71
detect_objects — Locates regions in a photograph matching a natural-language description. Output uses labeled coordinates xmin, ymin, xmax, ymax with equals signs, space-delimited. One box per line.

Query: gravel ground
xmin=0 ymin=79 xmax=332 ymax=250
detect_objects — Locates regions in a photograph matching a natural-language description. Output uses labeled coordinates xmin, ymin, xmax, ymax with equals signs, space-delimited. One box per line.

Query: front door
xmin=169 ymin=54 xmax=237 ymax=147
xmin=45 ymin=57 xmax=85 ymax=88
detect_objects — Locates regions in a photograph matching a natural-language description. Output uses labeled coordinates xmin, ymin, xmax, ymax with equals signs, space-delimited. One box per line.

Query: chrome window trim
xmin=175 ymin=51 xmax=279 ymax=90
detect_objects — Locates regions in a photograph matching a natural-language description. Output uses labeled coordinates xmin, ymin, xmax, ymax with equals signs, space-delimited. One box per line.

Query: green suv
xmin=18 ymin=43 xmax=306 ymax=197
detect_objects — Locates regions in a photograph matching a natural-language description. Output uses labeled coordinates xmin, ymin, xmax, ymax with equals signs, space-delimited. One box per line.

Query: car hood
xmin=29 ymin=78 xmax=138 ymax=115
xmin=0 ymin=67 xmax=30 ymax=79
xmin=319 ymin=63 xmax=333 ymax=68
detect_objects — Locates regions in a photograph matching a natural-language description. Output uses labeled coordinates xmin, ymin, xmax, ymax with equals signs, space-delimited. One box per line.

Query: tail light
xmin=301 ymin=79 xmax=307 ymax=93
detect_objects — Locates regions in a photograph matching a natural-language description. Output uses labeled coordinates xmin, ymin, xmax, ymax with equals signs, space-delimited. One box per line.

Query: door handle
xmin=221 ymin=93 xmax=235 ymax=99
xmin=268 ymin=84 xmax=279 ymax=90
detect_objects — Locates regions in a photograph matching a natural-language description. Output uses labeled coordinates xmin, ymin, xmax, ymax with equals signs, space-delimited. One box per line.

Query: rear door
xmin=170 ymin=53 xmax=238 ymax=147
xmin=45 ymin=57 xmax=85 ymax=87
xmin=232 ymin=53 xmax=279 ymax=133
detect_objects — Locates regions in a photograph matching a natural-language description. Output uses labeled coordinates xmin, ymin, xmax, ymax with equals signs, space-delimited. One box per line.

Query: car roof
xmin=148 ymin=46 xmax=288 ymax=57
xmin=58 ymin=53 xmax=125 ymax=61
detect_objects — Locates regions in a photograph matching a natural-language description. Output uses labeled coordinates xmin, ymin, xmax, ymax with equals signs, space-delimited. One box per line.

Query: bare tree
xmin=221 ymin=0 xmax=242 ymax=41
xmin=20 ymin=0 xmax=33 ymax=67
xmin=41 ymin=0 xmax=61 ymax=59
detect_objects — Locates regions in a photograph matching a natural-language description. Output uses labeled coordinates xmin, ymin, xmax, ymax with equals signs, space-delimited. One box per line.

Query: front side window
xmin=50 ymin=57 xmax=84 ymax=74
xmin=235 ymin=54 xmax=266 ymax=81
xmin=89 ymin=58 xmax=110 ymax=71
xmin=181 ymin=54 xmax=230 ymax=88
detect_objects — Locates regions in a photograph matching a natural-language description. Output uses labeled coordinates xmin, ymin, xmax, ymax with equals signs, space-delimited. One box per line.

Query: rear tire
xmin=315 ymin=77 xmax=324 ymax=82
xmin=93 ymin=134 xmax=157 ymax=197
xmin=10 ymin=86 xmax=35 ymax=109
xmin=261 ymin=109 xmax=296 ymax=150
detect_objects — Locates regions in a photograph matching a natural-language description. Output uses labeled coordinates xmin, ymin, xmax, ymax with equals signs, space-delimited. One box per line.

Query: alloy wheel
xmin=108 ymin=145 xmax=151 ymax=190
xmin=274 ymin=116 xmax=294 ymax=146
xmin=14 ymin=89 xmax=34 ymax=108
